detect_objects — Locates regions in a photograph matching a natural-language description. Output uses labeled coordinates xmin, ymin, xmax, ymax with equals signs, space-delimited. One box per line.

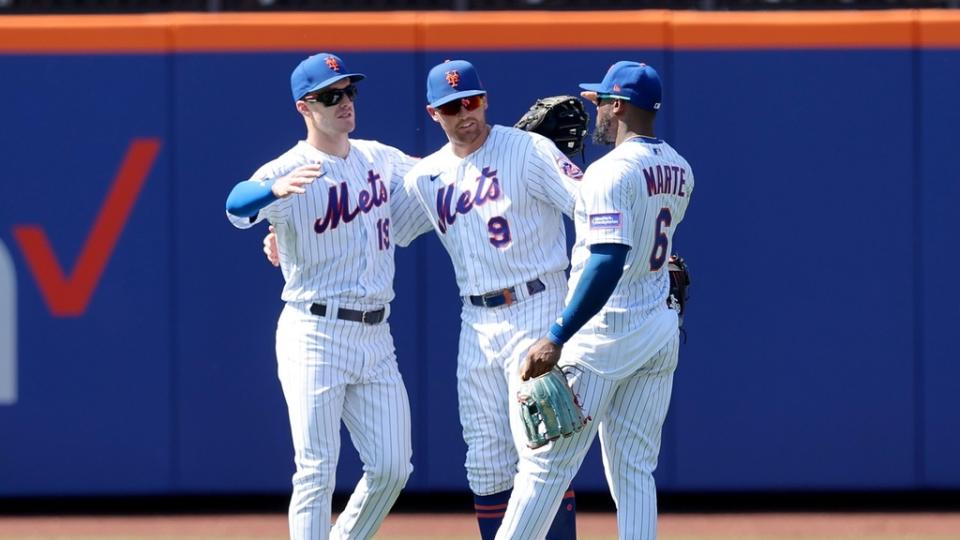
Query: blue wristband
xmin=225 ymin=178 xmax=277 ymax=218
xmin=547 ymin=323 xmax=565 ymax=345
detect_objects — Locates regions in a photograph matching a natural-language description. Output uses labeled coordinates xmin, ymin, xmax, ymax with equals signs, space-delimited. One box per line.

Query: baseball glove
xmin=517 ymin=368 xmax=589 ymax=449
xmin=668 ymin=254 xmax=691 ymax=326
xmin=514 ymin=95 xmax=589 ymax=158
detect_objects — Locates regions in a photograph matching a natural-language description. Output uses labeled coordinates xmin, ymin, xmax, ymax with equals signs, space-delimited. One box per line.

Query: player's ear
xmin=426 ymin=105 xmax=441 ymax=123
xmin=612 ymin=100 xmax=628 ymax=116
xmin=295 ymin=100 xmax=311 ymax=117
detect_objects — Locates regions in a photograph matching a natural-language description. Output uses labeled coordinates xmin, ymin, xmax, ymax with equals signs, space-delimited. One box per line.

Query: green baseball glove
xmin=517 ymin=368 xmax=589 ymax=449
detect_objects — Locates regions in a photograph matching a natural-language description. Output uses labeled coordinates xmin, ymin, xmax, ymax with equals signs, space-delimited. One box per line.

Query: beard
xmin=592 ymin=113 xmax=615 ymax=145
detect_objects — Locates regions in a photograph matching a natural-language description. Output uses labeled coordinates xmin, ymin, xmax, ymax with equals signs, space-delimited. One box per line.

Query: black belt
xmin=468 ymin=278 xmax=546 ymax=308
xmin=310 ymin=303 xmax=386 ymax=325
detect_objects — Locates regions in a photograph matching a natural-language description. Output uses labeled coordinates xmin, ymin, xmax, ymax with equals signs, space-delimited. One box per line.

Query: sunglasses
xmin=303 ymin=84 xmax=358 ymax=107
xmin=596 ymin=94 xmax=624 ymax=106
xmin=436 ymin=95 xmax=485 ymax=116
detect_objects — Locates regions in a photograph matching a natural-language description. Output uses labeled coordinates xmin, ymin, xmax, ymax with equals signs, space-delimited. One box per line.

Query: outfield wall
xmin=1 ymin=10 xmax=959 ymax=496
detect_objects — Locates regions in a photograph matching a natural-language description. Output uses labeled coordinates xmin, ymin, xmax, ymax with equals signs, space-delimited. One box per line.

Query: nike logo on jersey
xmin=435 ymin=166 xmax=501 ymax=234
xmin=429 ymin=173 xmax=441 ymax=182
xmin=314 ymin=170 xmax=388 ymax=234
xmin=643 ymin=165 xmax=689 ymax=197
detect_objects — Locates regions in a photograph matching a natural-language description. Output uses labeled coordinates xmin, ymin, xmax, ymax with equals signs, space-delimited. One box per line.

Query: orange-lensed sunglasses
xmin=436 ymin=95 xmax=485 ymax=116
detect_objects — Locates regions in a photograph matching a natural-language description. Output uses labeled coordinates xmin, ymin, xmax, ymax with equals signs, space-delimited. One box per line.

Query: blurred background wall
xmin=0 ymin=9 xmax=958 ymax=498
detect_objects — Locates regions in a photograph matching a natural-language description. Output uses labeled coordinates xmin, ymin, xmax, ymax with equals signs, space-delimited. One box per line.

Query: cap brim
xmin=429 ymin=89 xmax=486 ymax=108
xmin=579 ymin=83 xmax=603 ymax=92
xmin=302 ymin=73 xmax=365 ymax=97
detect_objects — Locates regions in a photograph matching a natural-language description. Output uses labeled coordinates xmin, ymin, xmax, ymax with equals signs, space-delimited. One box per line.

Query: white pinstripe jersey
xmin=391 ymin=125 xmax=582 ymax=296
xmin=567 ymin=136 xmax=694 ymax=376
xmin=227 ymin=139 xmax=416 ymax=307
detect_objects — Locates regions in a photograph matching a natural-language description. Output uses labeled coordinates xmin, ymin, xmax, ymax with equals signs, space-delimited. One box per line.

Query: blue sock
xmin=474 ymin=490 xmax=511 ymax=540
xmin=545 ymin=489 xmax=578 ymax=540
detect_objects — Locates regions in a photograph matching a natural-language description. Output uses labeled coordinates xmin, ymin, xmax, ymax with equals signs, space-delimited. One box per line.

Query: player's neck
xmin=616 ymin=124 xmax=655 ymax=147
xmin=306 ymin=130 xmax=351 ymax=159
xmin=450 ymin=124 xmax=491 ymax=158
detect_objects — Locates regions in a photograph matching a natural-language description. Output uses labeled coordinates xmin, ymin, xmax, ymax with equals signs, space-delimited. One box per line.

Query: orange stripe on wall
xmin=170 ymin=12 xmax=418 ymax=51
xmin=0 ymin=10 xmax=959 ymax=53
xmin=671 ymin=10 xmax=916 ymax=49
xmin=0 ymin=15 xmax=171 ymax=53
xmin=417 ymin=11 xmax=669 ymax=50
xmin=918 ymin=10 xmax=960 ymax=47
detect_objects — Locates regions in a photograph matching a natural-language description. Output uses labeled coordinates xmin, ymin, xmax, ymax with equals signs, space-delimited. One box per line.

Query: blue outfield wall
xmin=0 ymin=47 xmax=958 ymax=496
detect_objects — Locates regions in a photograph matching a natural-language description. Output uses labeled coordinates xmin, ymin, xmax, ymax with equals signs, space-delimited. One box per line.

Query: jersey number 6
xmin=649 ymin=207 xmax=672 ymax=271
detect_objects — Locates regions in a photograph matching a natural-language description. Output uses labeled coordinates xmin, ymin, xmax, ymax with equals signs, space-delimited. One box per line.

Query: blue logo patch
xmin=589 ymin=213 xmax=622 ymax=229
xmin=556 ymin=156 xmax=584 ymax=180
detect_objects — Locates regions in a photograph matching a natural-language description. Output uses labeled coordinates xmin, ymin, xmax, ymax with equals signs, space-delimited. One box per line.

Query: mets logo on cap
xmin=445 ymin=70 xmax=461 ymax=88
xmin=325 ymin=56 xmax=341 ymax=72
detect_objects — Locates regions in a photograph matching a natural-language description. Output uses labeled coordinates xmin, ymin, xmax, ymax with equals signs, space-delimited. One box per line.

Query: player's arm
xmin=525 ymin=135 xmax=582 ymax=217
xmin=522 ymin=161 xmax=635 ymax=380
xmin=225 ymin=163 xmax=321 ymax=218
xmin=521 ymin=244 xmax=628 ymax=380
xmin=391 ymin=169 xmax=436 ymax=248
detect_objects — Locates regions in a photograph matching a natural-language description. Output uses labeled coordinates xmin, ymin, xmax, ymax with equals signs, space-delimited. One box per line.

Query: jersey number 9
xmin=487 ymin=216 xmax=512 ymax=248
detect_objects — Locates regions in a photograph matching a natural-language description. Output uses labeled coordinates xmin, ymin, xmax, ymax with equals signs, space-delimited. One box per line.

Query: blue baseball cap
xmin=290 ymin=53 xmax=365 ymax=102
xmin=579 ymin=61 xmax=662 ymax=112
xmin=426 ymin=60 xmax=486 ymax=108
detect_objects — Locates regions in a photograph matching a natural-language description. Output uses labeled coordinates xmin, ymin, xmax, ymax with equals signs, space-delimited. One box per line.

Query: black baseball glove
xmin=668 ymin=254 xmax=691 ymax=327
xmin=514 ymin=95 xmax=589 ymax=158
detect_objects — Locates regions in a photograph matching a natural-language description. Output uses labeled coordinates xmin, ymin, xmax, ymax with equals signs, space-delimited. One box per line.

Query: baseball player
xmin=388 ymin=60 xmax=583 ymax=540
xmin=224 ymin=53 xmax=417 ymax=540
xmin=495 ymin=62 xmax=695 ymax=540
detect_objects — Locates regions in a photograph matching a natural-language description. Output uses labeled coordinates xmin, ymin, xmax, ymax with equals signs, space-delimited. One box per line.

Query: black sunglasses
xmin=436 ymin=95 xmax=485 ymax=116
xmin=303 ymin=84 xmax=358 ymax=106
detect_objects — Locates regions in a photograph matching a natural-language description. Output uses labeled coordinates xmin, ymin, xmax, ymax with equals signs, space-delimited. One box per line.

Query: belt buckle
xmin=361 ymin=310 xmax=379 ymax=324
xmin=482 ymin=288 xmax=514 ymax=307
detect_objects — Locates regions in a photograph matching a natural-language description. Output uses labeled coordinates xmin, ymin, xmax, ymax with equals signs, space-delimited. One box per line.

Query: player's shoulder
xmin=491 ymin=124 xmax=543 ymax=148
xmin=403 ymin=147 xmax=447 ymax=183
xmin=249 ymin=142 xmax=308 ymax=180
xmin=349 ymin=138 xmax=410 ymax=161
xmin=583 ymin=148 xmax=635 ymax=184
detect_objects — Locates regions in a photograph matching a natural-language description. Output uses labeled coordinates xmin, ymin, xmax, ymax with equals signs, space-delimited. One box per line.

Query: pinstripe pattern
xmin=496 ymin=336 xmax=679 ymax=540
xmin=496 ymin=136 xmax=693 ymax=539
xmin=391 ymin=123 xmax=579 ymax=497
xmin=457 ymin=271 xmax=567 ymax=495
xmin=228 ymin=140 xmax=417 ymax=307
xmin=277 ymin=302 xmax=412 ymax=540
xmin=228 ymin=139 xmax=416 ymax=540
xmin=566 ymin=137 xmax=694 ymax=378
xmin=394 ymin=126 xmax=580 ymax=295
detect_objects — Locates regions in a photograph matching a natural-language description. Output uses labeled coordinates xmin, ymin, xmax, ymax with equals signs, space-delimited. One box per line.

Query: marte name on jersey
xmin=642 ymin=164 xmax=690 ymax=197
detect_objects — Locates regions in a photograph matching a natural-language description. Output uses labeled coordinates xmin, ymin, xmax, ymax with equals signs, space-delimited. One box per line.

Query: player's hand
xmin=263 ymin=226 xmax=280 ymax=267
xmin=272 ymin=164 xmax=321 ymax=198
xmin=520 ymin=338 xmax=562 ymax=381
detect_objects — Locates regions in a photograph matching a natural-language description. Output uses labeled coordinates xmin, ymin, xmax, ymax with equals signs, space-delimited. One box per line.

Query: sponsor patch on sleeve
xmin=589 ymin=212 xmax=622 ymax=229
xmin=556 ymin=156 xmax=584 ymax=180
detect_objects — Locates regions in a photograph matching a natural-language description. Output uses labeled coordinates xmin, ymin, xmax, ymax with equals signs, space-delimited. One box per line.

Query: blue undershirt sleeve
xmin=225 ymin=179 xmax=277 ymax=218
xmin=547 ymin=243 xmax=630 ymax=345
